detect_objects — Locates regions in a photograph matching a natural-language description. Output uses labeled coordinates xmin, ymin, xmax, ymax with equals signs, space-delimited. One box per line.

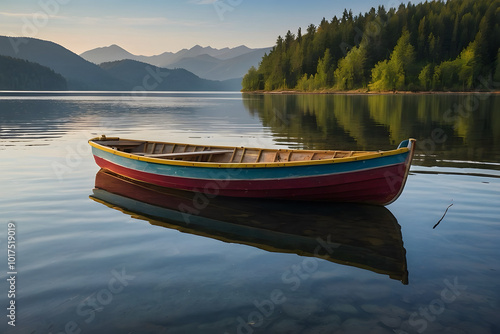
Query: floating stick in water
xmin=433 ymin=202 xmax=454 ymax=229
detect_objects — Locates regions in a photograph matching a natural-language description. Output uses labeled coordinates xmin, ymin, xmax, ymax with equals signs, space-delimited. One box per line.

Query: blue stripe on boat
xmin=92 ymin=147 xmax=409 ymax=181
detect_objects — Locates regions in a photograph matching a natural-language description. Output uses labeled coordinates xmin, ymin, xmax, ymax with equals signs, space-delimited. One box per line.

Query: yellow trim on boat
xmin=89 ymin=137 xmax=409 ymax=169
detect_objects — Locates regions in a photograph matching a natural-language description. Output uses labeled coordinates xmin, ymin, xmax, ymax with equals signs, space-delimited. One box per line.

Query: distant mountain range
xmin=0 ymin=36 xmax=263 ymax=91
xmin=80 ymin=44 xmax=272 ymax=81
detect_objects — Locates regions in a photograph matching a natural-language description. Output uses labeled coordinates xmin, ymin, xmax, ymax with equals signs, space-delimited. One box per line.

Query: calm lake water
xmin=1 ymin=92 xmax=499 ymax=334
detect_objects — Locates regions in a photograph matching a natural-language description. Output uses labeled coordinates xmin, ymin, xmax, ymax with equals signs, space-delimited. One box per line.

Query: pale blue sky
xmin=1 ymin=0 xmax=411 ymax=55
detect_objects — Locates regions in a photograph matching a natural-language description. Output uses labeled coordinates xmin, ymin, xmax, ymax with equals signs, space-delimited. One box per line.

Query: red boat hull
xmin=94 ymin=155 xmax=410 ymax=205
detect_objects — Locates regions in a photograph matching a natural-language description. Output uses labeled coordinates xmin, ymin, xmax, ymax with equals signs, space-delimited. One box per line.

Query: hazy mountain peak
xmin=106 ymin=44 xmax=129 ymax=52
xmin=79 ymin=44 xmax=136 ymax=64
xmin=82 ymin=44 xmax=126 ymax=53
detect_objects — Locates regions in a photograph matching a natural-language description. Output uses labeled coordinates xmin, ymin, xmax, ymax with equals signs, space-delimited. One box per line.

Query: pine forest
xmin=242 ymin=0 xmax=500 ymax=92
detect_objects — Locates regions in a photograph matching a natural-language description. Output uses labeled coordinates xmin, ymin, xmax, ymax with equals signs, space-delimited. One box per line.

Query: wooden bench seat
xmin=98 ymin=141 xmax=143 ymax=146
xmin=137 ymin=150 xmax=233 ymax=159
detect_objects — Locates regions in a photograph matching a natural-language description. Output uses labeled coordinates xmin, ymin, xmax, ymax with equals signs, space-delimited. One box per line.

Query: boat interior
xmin=93 ymin=138 xmax=376 ymax=163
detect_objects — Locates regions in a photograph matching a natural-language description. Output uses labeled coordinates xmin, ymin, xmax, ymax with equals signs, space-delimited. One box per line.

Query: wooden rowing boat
xmin=88 ymin=135 xmax=416 ymax=205
xmin=90 ymin=169 xmax=409 ymax=284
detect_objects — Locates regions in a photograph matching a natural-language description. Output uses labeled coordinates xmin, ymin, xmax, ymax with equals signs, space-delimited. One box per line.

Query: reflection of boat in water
xmin=90 ymin=169 xmax=409 ymax=284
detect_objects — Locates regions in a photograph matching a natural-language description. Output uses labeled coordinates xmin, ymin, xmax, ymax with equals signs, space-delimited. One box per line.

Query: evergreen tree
xmin=418 ymin=64 xmax=434 ymax=90
xmin=296 ymin=73 xmax=315 ymax=91
xmin=314 ymin=49 xmax=333 ymax=88
xmin=334 ymin=44 xmax=368 ymax=90
xmin=242 ymin=66 xmax=261 ymax=91
xmin=369 ymin=60 xmax=400 ymax=91
xmin=456 ymin=41 xmax=478 ymax=89
xmin=433 ymin=40 xmax=479 ymax=90
xmin=369 ymin=30 xmax=415 ymax=91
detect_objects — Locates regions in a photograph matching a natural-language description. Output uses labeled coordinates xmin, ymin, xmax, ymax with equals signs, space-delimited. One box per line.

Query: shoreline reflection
xmin=242 ymin=94 xmax=500 ymax=168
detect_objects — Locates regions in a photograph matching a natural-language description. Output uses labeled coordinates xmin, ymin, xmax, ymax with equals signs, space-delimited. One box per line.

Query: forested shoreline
xmin=242 ymin=0 xmax=500 ymax=92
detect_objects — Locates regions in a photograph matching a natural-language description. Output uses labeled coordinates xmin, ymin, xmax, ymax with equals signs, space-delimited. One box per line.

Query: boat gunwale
xmin=89 ymin=137 xmax=412 ymax=169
